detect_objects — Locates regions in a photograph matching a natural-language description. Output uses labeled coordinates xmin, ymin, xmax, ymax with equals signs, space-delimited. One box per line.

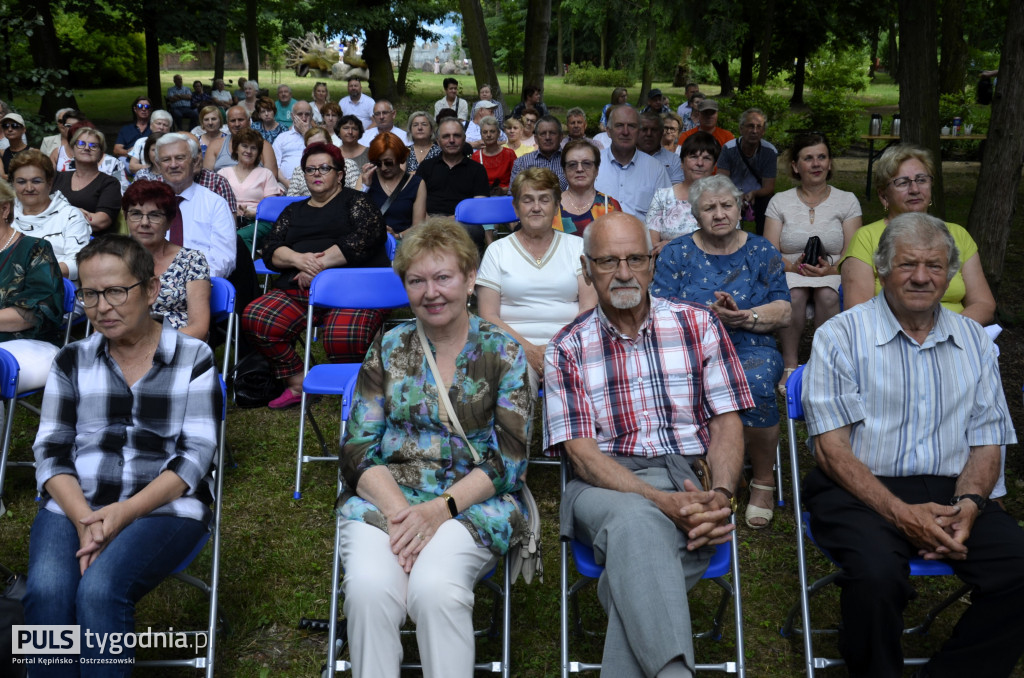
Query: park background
xmin=2 ymin=1 xmax=1024 ymax=676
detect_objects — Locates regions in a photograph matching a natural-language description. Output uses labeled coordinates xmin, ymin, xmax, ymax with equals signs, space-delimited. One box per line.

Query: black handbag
xmin=1 ymin=565 xmax=26 ymax=678
xmin=232 ymin=351 xmax=282 ymax=409
xmin=803 ymin=236 xmax=824 ymax=267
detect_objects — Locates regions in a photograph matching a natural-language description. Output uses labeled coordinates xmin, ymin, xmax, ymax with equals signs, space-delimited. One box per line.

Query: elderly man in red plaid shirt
xmin=544 ymin=211 xmax=752 ymax=678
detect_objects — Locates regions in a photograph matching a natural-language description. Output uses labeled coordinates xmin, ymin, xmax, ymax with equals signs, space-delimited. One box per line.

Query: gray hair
xmin=375 ymin=99 xmax=395 ymax=113
xmin=739 ymin=107 xmax=765 ymax=128
xmin=689 ymin=175 xmax=744 ymax=217
xmin=566 ymin=107 xmax=586 ymax=120
xmin=55 ymin=107 xmax=74 ymax=123
xmin=875 ymin=212 xmax=961 ymax=282
xmin=277 ymin=84 xmax=291 ymax=93
xmin=155 ymin=132 xmax=199 ymax=159
xmin=479 ymin=115 xmax=498 ymax=129
xmin=246 ymin=80 xmax=259 ymax=91
xmin=537 ymin=115 xmax=562 ymax=136
xmin=406 ymin=110 xmax=436 ymax=136
xmin=151 ymin=109 xmax=173 ymax=126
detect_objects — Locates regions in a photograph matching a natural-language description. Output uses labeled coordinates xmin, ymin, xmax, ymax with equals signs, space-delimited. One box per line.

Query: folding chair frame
xmin=558 ymin=455 xmax=746 ymax=677
xmin=780 ymin=364 xmax=972 ymax=675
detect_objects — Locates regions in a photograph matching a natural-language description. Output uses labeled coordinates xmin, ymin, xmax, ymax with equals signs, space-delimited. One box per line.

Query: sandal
xmin=745 ymin=482 xmax=776 ymax=530
xmin=777 ymin=367 xmax=797 ymax=397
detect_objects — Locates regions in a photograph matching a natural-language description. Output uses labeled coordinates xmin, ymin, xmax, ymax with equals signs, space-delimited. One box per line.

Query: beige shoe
xmin=745 ymin=482 xmax=776 ymax=529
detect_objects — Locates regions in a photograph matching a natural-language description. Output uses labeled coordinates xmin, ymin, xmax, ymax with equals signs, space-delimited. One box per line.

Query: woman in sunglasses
xmin=112 ymin=96 xmax=152 ymax=159
xmin=51 ymin=127 xmax=122 ymax=235
xmin=359 ymin=132 xmax=426 ymax=239
xmin=242 ymin=142 xmax=390 ymax=409
xmin=0 ymin=113 xmax=28 ymax=180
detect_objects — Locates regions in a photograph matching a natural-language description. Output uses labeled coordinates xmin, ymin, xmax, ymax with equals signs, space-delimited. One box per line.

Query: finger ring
xmin=417 ymin=533 xmax=424 ymax=541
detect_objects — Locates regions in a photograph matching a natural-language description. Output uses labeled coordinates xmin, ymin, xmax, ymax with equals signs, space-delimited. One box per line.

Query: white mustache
xmin=609 ymin=281 xmax=642 ymax=291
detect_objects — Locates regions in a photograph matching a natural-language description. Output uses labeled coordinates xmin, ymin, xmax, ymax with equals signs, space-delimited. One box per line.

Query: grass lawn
xmin=2 ymin=71 xmax=1023 ymax=676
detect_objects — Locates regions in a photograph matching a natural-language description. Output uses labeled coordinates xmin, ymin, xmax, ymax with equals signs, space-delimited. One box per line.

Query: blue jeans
xmin=23 ymin=508 xmax=207 ymax=677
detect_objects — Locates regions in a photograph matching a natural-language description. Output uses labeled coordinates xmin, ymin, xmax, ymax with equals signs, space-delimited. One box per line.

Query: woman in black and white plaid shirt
xmin=22 ymin=235 xmax=220 ymax=673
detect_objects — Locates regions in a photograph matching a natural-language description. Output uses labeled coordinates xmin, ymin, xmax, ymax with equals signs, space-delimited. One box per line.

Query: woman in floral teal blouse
xmin=336 ymin=217 xmax=532 ymax=678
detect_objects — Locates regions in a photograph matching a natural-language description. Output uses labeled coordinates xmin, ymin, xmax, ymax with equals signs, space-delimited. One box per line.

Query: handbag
xmin=802 ymin=235 xmax=824 ymax=268
xmin=417 ymin=322 xmax=543 ymax=585
xmin=0 ymin=564 xmax=26 ymax=678
xmin=231 ymin=351 xmax=282 ymax=409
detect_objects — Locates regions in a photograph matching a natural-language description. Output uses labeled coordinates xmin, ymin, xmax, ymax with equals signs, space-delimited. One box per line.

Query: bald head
xmin=582 ymin=212 xmax=654 ymax=314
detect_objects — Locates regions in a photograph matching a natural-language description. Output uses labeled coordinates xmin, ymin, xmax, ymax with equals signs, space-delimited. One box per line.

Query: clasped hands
xmin=895 ymin=500 xmax=978 ymax=561
xmin=75 ymin=501 xmax=138 ymax=575
xmin=656 ymin=479 xmax=735 ymax=551
xmin=294 ymin=251 xmax=327 ymax=289
xmin=793 ymin=254 xmax=830 ymax=277
xmin=387 ymin=498 xmax=450 ymax=573
xmin=708 ymin=291 xmax=755 ymax=331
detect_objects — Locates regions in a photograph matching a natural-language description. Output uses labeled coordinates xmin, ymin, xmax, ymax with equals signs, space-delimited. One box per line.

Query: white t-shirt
xmin=476 ymin=231 xmax=584 ymax=345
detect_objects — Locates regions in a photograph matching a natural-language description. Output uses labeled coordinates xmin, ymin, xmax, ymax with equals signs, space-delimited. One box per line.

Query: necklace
xmin=0 ymin=227 xmax=17 ymax=252
xmin=562 ymin=190 xmax=595 ymax=214
xmin=797 ymin=186 xmax=830 ymax=225
xmin=378 ymin=173 xmax=400 ymax=195
xmin=517 ymin=231 xmax=552 ymax=265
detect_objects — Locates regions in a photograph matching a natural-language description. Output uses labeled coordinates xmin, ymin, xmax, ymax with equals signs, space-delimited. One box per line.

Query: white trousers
xmin=2 ymin=339 xmax=59 ymax=394
xmin=338 ymin=519 xmax=498 ymax=678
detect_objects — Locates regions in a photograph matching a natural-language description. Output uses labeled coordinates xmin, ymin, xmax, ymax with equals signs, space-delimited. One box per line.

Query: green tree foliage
xmin=805 ymin=44 xmax=871 ymax=94
xmin=54 ymin=10 xmax=145 ymax=88
xmin=563 ymin=64 xmax=633 ymax=87
xmin=486 ymin=0 xmax=527 ymax=79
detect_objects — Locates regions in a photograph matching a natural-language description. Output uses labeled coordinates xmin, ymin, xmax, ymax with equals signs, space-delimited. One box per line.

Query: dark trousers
xmin=803 ymin=468 xmax=1024 ymax=678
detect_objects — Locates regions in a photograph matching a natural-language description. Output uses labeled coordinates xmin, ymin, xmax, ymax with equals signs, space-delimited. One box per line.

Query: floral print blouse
xmin=338 ymin=315 xmax=533 ymax=556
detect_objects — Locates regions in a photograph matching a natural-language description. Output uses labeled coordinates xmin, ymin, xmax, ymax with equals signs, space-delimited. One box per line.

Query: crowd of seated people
xmin=4 ymin=78 xmax=1023 ymax=678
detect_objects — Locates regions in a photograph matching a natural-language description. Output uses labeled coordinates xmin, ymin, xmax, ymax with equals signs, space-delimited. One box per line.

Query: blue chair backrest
xmin=0 ymin=348 xmax=19 ymax=400
xmin=255 ymin=195 xmax=306 ymax=224
xmin=454 ymin=196 xmax=517 ymax=225
xmin=786 ymin=364 xmax=806 ymax=420
xmin=308 ymin=268 xmax=409 ymax=312
xmin=386 ymin=233 xmax=397 ymax=261
xmin=61 ymin=277 xmax=76 ymax=314
xmin=209 ymin=277 xmax=236 ymax=323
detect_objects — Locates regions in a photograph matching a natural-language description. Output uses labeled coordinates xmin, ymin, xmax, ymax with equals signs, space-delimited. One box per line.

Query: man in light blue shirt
xmin=801 ymin=212 xmax=1024 ymax=678
xmin=594 ymin=105 xmax=670 ymax=220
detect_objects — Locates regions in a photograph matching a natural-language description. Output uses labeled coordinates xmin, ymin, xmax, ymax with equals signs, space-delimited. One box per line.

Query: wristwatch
xmin=441 ymin=492 xmax=458 ymax=518
xmin=749 ymin=309 xmax=759 ymax=330
xmin=713 ymin=487 xmax=738 ymax=514
xmin=950 ymin=494 xmax=987 ymax=511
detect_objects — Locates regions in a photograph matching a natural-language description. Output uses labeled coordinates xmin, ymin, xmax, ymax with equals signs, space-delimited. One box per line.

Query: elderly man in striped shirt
xmin=544 ymin=212 xmax=752 ymax=678
xmin=802 ymin=212 xmax=1024 ymax=678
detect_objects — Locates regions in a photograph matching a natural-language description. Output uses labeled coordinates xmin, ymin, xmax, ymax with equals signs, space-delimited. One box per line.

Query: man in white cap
xmin=465 ymin=100 xmax=506 ymax=149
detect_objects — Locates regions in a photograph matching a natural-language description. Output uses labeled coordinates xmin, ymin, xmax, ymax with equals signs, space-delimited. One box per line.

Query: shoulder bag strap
xmin=738 ymin=145 xmax=764 ymax=184
xmin=377 ymin=173 xmax=410 ymax=217
xmin=416 ymin=320 xmax=482 ymax=464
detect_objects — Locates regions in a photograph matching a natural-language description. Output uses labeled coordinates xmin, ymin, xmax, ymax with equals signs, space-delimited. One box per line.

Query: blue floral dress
xmin=651 ymin=232 xmax=789 ymax=427
xmin=338 ymin=315 xmax=533 ymax=556
xmin=155 ymin=248 xmax=210 ymax=330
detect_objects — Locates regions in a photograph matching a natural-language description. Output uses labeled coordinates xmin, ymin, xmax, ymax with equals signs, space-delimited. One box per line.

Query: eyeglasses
xmin=126 ymin=210 xmax=167 ymax=224
xmin=75 ymin=280 xmax=146 ymax=308
xmin=586 ymin=254 xmax=652 ymax=273
xmin=303 ymin=164 xmax=337 ymax=175
xmin=135 ymin=103 xmax=151 ymax=110
xmin=1 ymin=122 xmax=22 ymax=130
xmin=889 ymin=174 xmax=932 ymax=190
xmin=75 ymin=140 xmax=99 ymax=150
xmin=566 ymin=161 xmax=595 ymax=171
xmin=374 ymin=159 xmax=397 ymax=168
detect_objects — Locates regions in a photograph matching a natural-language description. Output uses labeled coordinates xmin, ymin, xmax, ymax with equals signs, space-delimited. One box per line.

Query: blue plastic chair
xmin=455 ymin=196 xmax=518 ymax=238
xmin=780 ymin=365 xmax=969 ymax=675
xmin=294 ymin=268 xmax=409 ymax=499
xmin=559 ymin=454 xmax=746 ymax=676
xmin=0 ymin=349 xmax=20 ymax=512
xmin=252 ymin=195 xmax=306 ymax=258
xmin=209 ymin=277 xmax=237 ymax=375
xmin=385 ymin=232 xmax=397 ymax=261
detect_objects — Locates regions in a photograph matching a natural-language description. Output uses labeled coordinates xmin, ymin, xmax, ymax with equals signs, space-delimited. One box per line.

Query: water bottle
xmin=952 ymin=117 xmax=962 ymax=136
xmin=891 ymin=114 xmax=901 ymax=138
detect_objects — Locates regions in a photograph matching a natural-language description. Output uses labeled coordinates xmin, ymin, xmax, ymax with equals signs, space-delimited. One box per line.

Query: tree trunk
xmin=790 ymin=49 xmax=806 ymax=105
xmin=458 ymin=0 xmax=504 ymax=107
xmin=755 ymin=0 xmax=775 ymax=86
xmin=600 ymin=17 xmax=606 ymax=69
xmin=144 ymin=19 xmax=163 ymax=110
xmin=363 ymin=27 xmax=397 ymax=102
xmin=967 ymin=0 xmax=1024 ymax=291
xmin=570 ymin=26 xmax=575 ymax=66
xmin=898 ymin=0 xmax=944 ymax=217
xmin=556 ymin=0 xmax=563 ymax=75
xmin=739 ymin=34 xmax=755 ymax=92
xmin=887 ymin=17 xmax=899 ymax=79
xmin=869 ymin=27 xmax=879 ymax=78
xmin=245 ymin=0 xmax=260 ymax=82
xmin=397 ymin=36 xmax=415 ymax=96
xmin=214 ymin=28 xmax=226 ymax=81
xmin=938 ymin=0 xmax=968 ymax=95
xmin=23 ymin=0 xmax=78 ymax=116
xmin=712 ymin=59 xmax=733 ymax=97
xmin=638 ymin=0 xmax=657 ymax=106
xmin=523 ymin=0 xmax=551 ymax=89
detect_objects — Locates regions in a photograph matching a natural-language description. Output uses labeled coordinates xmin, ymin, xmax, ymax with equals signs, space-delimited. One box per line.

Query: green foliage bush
xmin=806 ymin=45 xmax=870 ymax=94
xmin=939 ymin=90 xmax=974 ymax=127
xmin=718 ymin=86 xmax=790 ymax=135
xmin=795 ymin=90 xmax=861 ymax=156
xmin=56 ymin=12 xmax=145 ymax=88
xmin=563 ymin=64 xmax=634 ymax=88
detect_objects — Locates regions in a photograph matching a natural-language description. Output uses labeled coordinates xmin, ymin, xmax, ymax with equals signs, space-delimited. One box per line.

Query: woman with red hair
xmin=359 ymin=132 xmax=426 ymax=238
xmin=123 ymin=179 xmax=211 ymax=339
xmin=242 ymin=143 xmax=391 ymax=409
